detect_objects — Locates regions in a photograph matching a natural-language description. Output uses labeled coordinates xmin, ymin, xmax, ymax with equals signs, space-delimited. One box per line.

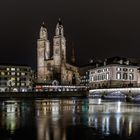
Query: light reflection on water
xmin=0 ymin=98 xmax=140 ymax=140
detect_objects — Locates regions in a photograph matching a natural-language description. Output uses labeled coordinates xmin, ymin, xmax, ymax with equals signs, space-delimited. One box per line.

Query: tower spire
xmin=40 ymin=22 xmax=48 ymax=39
xmin=55 ymin=18 xmax=64 ymax=36
xmin=71 ymin=47 xmax=76 ymax=64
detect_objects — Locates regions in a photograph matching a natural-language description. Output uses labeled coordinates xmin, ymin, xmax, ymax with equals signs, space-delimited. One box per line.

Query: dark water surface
xmin=0 ymin=98 xmax=140 ymax=140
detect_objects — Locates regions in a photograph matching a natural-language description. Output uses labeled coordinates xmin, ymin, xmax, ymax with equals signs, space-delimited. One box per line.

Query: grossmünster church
xmin=37 ymin=19 xmax=80 ymax=85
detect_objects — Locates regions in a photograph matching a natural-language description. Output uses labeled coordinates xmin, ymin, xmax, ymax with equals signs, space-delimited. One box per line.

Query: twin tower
xmin=37 ymin=19 xmax=80 ymax=85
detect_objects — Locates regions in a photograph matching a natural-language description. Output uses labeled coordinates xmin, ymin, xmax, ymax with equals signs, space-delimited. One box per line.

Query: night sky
xmin=0 ymin=0 xmax=140 ymax=69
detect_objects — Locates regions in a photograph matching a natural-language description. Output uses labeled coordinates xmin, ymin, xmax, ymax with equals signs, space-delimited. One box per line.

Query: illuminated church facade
xmin=37 ymin=19 xmax=80 ymax=85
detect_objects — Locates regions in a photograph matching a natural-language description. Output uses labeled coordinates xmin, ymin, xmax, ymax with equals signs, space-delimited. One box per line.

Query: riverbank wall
xmin=0 ymin=91 xmax=88 ymax=99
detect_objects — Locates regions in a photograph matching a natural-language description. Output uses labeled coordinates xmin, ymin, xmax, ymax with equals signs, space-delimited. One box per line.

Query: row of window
xmin=116 ymin=68 xmax=134 ymax=72
xmin=90 ymin=68 xmax=109 ymax=74
xmin=90 ymin=67 xmax=135 ymax=75
xmin=0 ymin=82 xmax=29 ymax=86
xmin=0 ymin=67 xmax=30 ymax=72
xmin=90 ymin=73 xmax=109 ymax=81
xmin=116 ymin=73 xmax=134 ymax=80
xmin=0 ymin=72 xmax=30 ymax=76
xmin=0 ymin=77 xmax=31 ymax=81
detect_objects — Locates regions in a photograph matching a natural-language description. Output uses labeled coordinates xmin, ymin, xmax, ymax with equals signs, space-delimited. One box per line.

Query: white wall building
xmin=89 ymin=64 xmax=139 ymax=88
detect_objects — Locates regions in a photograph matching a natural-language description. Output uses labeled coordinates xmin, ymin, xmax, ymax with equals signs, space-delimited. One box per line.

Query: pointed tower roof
xmin=41 ymin=21 xmax=46 ymax=28
xmin=55 ymin=18 xmax=64 ymax=36
xmin=39 ymin=21 xmax=48 ymax=39
xmin=58 ymin=18 xmax=62 ymax=25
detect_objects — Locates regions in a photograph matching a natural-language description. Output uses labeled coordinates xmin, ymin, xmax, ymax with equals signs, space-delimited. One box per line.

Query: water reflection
xmin=0 ymin=99 xmax=140 ymax=139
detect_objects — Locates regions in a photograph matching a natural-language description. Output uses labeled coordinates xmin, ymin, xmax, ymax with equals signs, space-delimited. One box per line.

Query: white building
xmin=89 ymin=62 xmax=140 ymax=88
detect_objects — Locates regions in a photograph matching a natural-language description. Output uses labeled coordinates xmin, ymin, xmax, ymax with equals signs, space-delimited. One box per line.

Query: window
xmin=17 ymin=73 xmax=20 ymax=76
xmin=21 ymin=72 xmax=25 ymax=76
xmin=11 ymin=72 xmax=15 ymax=75
xmin=17 ymin=83 xmax=20 ymax=86
xmin=1 ymin=72 xmax=5 ymax=76
xmin=91 ymin=76 xmax=94 ymax=81
xmin=21 ymin=83 xmax=25 ymax=86
xmin=94 ymin=76 xmax=97 ymax=81
xmin=116 ymin=72 xmax=121 ymax=80
xmin=123 ymin=68 xmax=128 ymax=71
xmin=106 ymin=73 xmax=109 ymax=80
xmin=116 ymin=67 xmax=121 ymax=71
xmin=102 ymin=75 xmax=104 ymax=80
xmin=7 ymin=68 xmax=10 ymax=71
xmin=123 ymin=73 xmax=128 ymax=80
xmin=17 ymin=78 xmax=20 ymax=81
xmin=11 ymin=68 xmax=15 ymax=71
xmin=129 ymin=69 xmax=134 ymax=72
xmin=129 ymin=73 xmax=134 ymax=80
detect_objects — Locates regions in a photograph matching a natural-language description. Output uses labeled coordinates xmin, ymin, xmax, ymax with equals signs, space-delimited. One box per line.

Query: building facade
xmin=37 ymin=19 xmax=80 ymax=85
xmin=83 ymin=57 xmax=140 ymax=89
xmin=0 ymin=65 xmax=33 ymax=92
xmin=89 ymin=64 xmax=138 ymax=88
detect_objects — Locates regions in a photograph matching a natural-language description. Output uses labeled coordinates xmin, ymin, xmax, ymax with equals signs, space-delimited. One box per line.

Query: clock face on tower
xmin=55 ymin=48 xmax=59 ymax=54
xmin=38 ymin=50 xmax=44 ymax=57
xmin=55 ymin=40 xmax=59 ymax=46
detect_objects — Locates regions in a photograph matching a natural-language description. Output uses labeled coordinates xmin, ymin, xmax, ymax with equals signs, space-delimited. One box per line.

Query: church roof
xmin=65 ymin=63 xmax=78 ymax=71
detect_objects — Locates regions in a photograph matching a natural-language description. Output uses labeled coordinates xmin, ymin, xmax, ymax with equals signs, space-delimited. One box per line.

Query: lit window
xmin=129 ymin=73 xmax=134 ymax=80
xmin=11 ymin=77 xmax=15 ymax=80
xmin=11 ymin=72 xmax=15 ymax=75
xmin=17 ymin=78 xmax=20 ymax=81
xmin=17 ymin=83 xmax=20 ymax=86
xmin=129 ymin=69 xmax=134 ymax=72
xmin=21 ymin=83 xmax=25 ymax=86
xmin=116 ymin=67 xmax=121 ymax=71
xmin=116 ymin=72 xmax=121 ymax=80
xmin=17 ymin=73 xmax=20 ymax=76
xmin=106 ymin=73 xmax=109 ymax=80
xmin=1 ymin=72 xmax=5 ymax=76
xmin=21 ymin=73 xmax=25 ymax=76
xmin=7 ymin=68 xmax=10 ymax=71
xmin=11 ymin=68 xmax=15 ymax=71
xmin=91 ymin=77 xmax=94 ymax=81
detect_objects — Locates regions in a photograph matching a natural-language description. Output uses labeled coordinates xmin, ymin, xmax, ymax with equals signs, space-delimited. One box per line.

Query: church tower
xmin=53 ymin=19 xmax=66 ymax=82
xmin=37 ymin=22 xmax=50 ymax=83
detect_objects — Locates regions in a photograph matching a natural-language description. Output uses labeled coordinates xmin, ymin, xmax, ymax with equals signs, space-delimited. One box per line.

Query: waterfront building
xmin=79 ymin=58 xmax=102 ymax=86
xmin=0 ymin=65 xmax=33 ymax=92
xmin=89 ymin=57 xmax=140 ymax=88
xmin=37 ymin=19 xmax=80 ymax=85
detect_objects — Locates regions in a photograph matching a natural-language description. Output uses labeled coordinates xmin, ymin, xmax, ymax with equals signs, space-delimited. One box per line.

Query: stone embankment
xmin=0 ymin=91 xmax=88 ymax=98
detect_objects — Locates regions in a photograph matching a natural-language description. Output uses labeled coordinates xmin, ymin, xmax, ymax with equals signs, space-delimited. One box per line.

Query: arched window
xmin=129 ymin=73 xmax=134 ymax=80
xmin=123 ymin=73 xmax=128 ymax=80
xmin=106 ymin=73 xmax=109 ymax=80
xmin=116 ymin=72 xmax=121 ymax=80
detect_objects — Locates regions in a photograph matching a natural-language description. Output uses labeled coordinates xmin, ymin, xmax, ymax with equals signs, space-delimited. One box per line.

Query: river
xmin=0 ymin=98 xmax=140 ymax=140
